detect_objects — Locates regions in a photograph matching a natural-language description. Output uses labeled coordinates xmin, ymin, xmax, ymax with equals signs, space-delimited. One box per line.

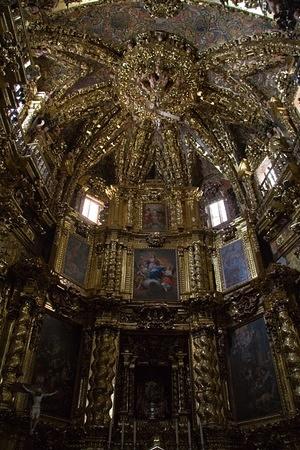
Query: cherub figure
xmin=23 ymin=385 xmax=58 ymax=434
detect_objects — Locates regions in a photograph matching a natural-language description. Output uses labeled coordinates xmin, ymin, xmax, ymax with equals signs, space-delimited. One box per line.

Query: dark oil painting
xmin=228 ymin=317 xmax=281 ymax=422
xmin=220 ymin=239 xmax=250 ymax=289
xmin=32 ymin=314 xmax=81 ymax=419
xmin=133 ymin=249 xmax=178 ymax=302
xmin=142 ymin=203 xmax=167 ymax=231
xmin=62 ymin=233 xmax=90 ymax=285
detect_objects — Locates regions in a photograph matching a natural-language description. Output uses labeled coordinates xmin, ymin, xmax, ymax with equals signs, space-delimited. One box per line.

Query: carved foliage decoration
xmin=138 ymin=305 xmax=176 ymax=329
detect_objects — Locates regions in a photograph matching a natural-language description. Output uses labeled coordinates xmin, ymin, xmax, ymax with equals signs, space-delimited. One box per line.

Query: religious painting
xmin=32 ymin=313 xmax=81 ymax=419
xmin=135 ymin=365 xmax=172 ymax=420
xmin=228 ymin=317 xmax=281 ymax=422
xmin=284 ymin=251 xmax=300 ymax=272
xmin=220 ymin=239 xmax=250 ymax=289
xmin=62 ymin=233 xmax=90 ymax=285
xmin=133 ymin=249 xmax=178 ymax=302
xmin=142 ymin=203 xmax=167 ymax=231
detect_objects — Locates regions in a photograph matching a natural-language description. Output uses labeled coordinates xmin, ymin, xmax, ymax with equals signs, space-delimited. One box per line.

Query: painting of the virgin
xmin=133 ymin=249 xmax=178 ymax=302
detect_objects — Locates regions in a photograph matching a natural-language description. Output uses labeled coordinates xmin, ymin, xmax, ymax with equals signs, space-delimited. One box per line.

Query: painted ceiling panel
xmin=45 ymin=2 xmax=275 ymax=50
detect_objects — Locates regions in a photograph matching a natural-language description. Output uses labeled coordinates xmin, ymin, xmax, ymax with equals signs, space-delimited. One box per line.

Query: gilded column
xmin=169 ymin=194 xmax=178 ymax=232
xmin=171 ymin=359 xmax=179 ymax=417
xmin=86 ymin=326 xmax=119 ymax=426
xmin=193 ymin=241 xmax=210 ymax=292
xmin=176 ymin=196 xmax=184 ymax=230
xmin=107 ymin=241 xmax=117 ymax=292
xmin=177 ymin=351 xmax=187 ymax=414
xmin=188 ymin=245 xmax=196 ymax=294
xmin=0 ymin=298 xmax=32 ymax=409
xmin=277 ymin=303 xmax=300 ymax=406
xmin=75 ymin=327 xmax=94 ymax=422
xmin=15 ymin=306 xmax=44 ymax=412
xmin=100 ymin=243 xmax=110 ymax=292
xmin=115 ymin=242 xmax=123 ymax=293
xmin=241 ymin=175 xmax=258 ymax=210
xmin=191 ymin=320 xmax=225 ymax=425
xmin=126 ymin=195 xmax=133 ymax=229
xmin=0 ymin=282 xmax=13 ymax=378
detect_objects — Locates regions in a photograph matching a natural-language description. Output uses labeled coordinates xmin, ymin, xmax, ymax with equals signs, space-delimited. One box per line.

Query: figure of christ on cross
xmin=23 ymin=385 xmax=58 ymax=434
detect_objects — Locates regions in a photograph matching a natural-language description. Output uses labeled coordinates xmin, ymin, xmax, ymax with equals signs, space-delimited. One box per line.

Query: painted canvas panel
xmin=220 ymin=239 xmax=250 ymax=289
xmin=228 ymin=317 xmax=281 ymax=422
xmin=142 ymin=203 xmax=167 ymax=231
xmin=133 ymin=249 xmax=178 ymax=302
xmin=32 ymin=314 xmax=81 ymax=419
xmin=62 ymin=233 xmax=90 ymax=285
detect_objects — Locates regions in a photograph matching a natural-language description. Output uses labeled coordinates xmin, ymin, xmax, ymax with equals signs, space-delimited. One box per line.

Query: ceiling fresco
xmin=44 ymin=2 xmax=275 ymax=50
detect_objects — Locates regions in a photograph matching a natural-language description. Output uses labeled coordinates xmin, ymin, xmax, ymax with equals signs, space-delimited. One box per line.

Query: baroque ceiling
xmin=27 ymin=0 xmax=300 ymax=208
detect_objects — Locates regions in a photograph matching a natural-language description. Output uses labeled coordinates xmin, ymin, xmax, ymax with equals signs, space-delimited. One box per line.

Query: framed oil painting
xmin=62 ymin=233 xmax=90 ymax=285
xmin=228 ymin=317 xmax=281 ymax=422
xmin=220 ymin=239 xmax=250 ymax=289
xmin=142 ymin=203 xmax=167 ymax=231
xmin=32 ymin=313 xmax=82 ymax=419
xmin=133 ymin=249 xmax=178 ymax=302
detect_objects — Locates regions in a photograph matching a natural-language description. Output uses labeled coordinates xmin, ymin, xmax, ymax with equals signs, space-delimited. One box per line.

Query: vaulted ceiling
xmin=27 ymin=1 xmax=300 ymax=207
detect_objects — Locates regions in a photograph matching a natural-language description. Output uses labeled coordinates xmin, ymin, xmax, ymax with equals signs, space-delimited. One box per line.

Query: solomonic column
xmin=277 ymin=302 xmax=300 ymax=407
xmin=0 ymin=298 xmax=33 ymax=409
xmin=191 ymin=319 xmax=225 ymax=426
xmin=265 ymin=290 xmax=300 ymax=414
xmin=86 ymin=325 xmax=119 ymax=426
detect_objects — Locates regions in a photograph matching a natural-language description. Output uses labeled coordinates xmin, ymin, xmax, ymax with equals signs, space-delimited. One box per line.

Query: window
xmin=82 ymin=196 xmax=103 ymax=224
xmin=256 ymin=156 xmax=277 ymax=194
xmin=207 ymin=199 xmax=227 ymax=227
xmin=29 ymin=142 xmax=50 ymax=182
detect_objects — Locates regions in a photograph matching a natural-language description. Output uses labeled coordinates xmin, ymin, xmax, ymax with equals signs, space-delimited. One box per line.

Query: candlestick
xmin=175 ymin=418 xmax=179 ymax=450
xmin=133 ymin=419 xmax=137 ymax=450
xmin=197 ymin=414 xmax=205 ymax=450
xmin=187 ymin=418 xmax=192 ymax=450
xmin=121 ymin=418 xmax=125 ymax=450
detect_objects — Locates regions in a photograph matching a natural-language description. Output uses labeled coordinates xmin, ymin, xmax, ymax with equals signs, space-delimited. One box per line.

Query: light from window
xmin=207 ymin=200 xmax=227 ymax=227
xmin=256 ymin=156 xmax=277 ymax=191
xmin=82 ymin=196 xmax=102 ymax=224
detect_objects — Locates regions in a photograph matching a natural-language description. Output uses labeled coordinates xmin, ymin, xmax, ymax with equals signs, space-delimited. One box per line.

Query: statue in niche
xmin=145 ymin=380 xmax=165 ymax=419
xmin=136 ymin=378 xmax=168 ymax=420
